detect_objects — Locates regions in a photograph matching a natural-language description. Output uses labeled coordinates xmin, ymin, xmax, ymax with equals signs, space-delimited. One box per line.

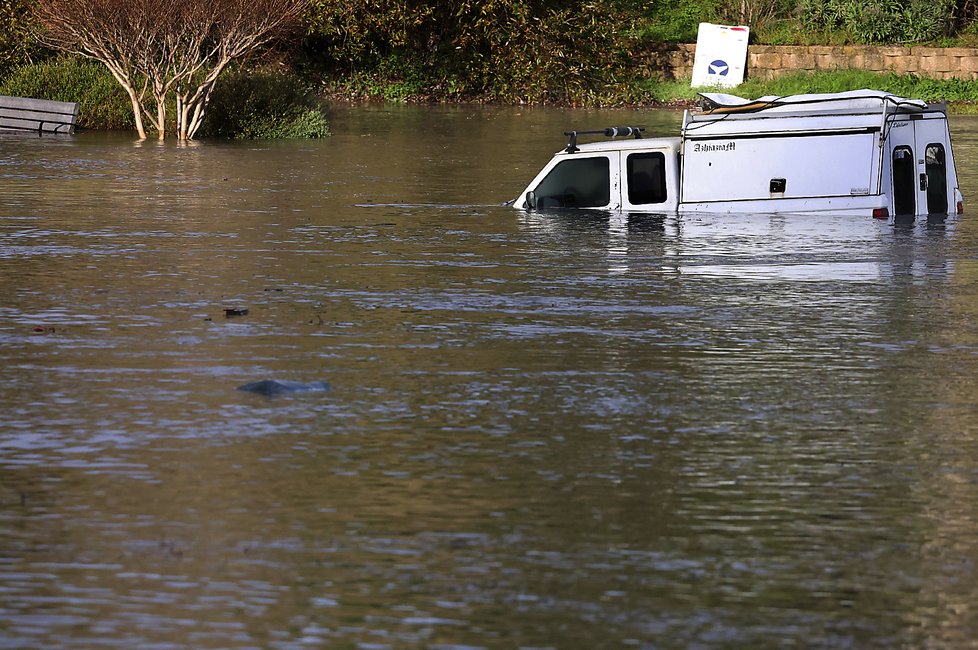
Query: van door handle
xmin=920 ymin=173 xmax=928 ymax=191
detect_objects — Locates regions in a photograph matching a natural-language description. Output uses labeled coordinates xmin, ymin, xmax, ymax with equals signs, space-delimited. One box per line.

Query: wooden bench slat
xmin=0 ymin=95 xmax=79 ymax=135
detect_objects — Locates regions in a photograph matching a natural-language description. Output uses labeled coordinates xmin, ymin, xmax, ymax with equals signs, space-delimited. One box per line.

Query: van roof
xmin=684 ymin=89 xmax=947 ymax=138
xmin=697 ymin=89 xmax=931 ymax=116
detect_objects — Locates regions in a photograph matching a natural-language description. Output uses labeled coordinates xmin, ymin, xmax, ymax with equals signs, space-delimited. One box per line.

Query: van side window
xmin=892 ymin=146 xmax=915 ymax=216
xmin=532 ymin=157 xmax=610 ymax=209
xmin=627 ymin=152 xmax=667 ymax=205
xmin=925 ymin=143 xmax=948 ymax=214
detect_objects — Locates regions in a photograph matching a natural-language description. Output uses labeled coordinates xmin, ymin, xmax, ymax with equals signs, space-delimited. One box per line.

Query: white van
xmin=513 ymin=90 xmax=963 ymax=219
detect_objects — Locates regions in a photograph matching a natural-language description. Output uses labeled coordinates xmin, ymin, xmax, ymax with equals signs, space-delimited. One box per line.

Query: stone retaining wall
xmin=638 ymin=44 xmax=978 ymax=81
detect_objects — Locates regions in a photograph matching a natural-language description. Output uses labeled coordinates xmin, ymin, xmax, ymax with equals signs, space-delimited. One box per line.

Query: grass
xmin=632 ymin=70 xmax=978 ymax=109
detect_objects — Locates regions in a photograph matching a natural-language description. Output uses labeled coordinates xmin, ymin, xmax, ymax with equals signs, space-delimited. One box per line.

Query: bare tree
xmin=32 ymin=0 xmax=309 ymax=140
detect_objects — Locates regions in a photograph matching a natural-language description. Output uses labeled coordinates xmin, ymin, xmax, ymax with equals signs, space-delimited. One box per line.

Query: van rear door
xmin=889 ymin=113 xmax=956 ymax=217
xmin=912 ymin=115 xmax=954 ymax=215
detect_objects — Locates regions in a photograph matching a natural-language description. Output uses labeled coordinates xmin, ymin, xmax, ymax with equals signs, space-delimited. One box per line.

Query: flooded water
xmin=2 ymin=104 xmax=978 ymax=649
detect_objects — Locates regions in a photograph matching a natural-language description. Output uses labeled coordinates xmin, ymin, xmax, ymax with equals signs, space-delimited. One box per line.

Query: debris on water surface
xmin=237 ymin=379 xmax=331 ymax=397
xmin=224 ymin=307 xmax=249 ymax=318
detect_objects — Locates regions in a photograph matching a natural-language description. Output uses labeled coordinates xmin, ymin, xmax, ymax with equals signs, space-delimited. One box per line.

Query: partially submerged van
xmin=513 ymin=90 xmax=963 ymax=219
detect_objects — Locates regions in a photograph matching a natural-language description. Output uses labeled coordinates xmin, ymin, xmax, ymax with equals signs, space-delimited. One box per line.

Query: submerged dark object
xmin=237 ymin=379 xmax=331 ymax=396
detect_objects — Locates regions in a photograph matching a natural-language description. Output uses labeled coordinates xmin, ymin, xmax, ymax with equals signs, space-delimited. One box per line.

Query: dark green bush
xmin=0 ymin=56 xmax=134 ymax=130
xmin=200 ymin=69 xmax=330 ymax=139
xmin=0 ymin=0 xmax=41 ymax=76
xmin=305 ymin=0 xmax=636 ymax=105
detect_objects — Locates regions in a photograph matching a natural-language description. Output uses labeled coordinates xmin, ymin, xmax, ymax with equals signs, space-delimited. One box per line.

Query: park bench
xmin=0 ymin=95 xmax=79 ymax=135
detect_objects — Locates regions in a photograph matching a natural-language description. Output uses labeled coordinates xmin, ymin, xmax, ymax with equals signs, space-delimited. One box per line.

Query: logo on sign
xmin=708 ymin=60 xmax=729 ymax=76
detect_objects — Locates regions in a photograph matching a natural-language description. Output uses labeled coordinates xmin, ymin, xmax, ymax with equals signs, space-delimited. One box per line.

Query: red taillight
xmin=872 ymin=207 xmax=889 ymax=220
xmin=957 ymin=200 xmax=964 ymax=215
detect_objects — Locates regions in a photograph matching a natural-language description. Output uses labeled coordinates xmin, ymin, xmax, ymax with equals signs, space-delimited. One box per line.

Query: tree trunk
xmin=176 ymin=93 xmax=185 ymax=141
xmin=185 ymin=84 xmax=215 ymax=140
xmin=127 ymin=89 xmax=147 ymax=140
xmin=103 ymin=66 xmax=148 ymax=140
xmin=176 ymin=58 xmax=230 ymax=140
xmin=155 ymin=81 xmax=167 ymax=140
xmin=32 ymin=0 xmax=311 ymax=141
xmin=177 ymin=93 xmax=191 ymax=141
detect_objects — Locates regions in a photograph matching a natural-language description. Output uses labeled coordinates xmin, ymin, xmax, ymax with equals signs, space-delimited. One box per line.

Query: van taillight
xmin=957 ymin=200 xmax=964 ymax=215
xmin=872 ymin=207 xmax=889 ymax=219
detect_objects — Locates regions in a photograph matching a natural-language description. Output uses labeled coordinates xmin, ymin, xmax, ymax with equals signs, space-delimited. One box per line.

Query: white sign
xmin=691 ymin=23 xmax=749 ymax=88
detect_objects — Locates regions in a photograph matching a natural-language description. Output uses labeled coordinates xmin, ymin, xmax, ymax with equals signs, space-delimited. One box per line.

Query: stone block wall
xmin=637 ymin=43 xmax=978 ymax=81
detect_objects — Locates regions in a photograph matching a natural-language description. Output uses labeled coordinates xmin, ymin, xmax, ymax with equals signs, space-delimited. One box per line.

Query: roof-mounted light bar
xmin=563 ymin=126 xmax=645 ymax=153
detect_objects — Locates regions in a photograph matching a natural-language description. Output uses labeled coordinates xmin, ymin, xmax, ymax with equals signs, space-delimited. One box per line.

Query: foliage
xmin=319 ymin=52 xmax=443 ymax=102
xmin=305 ymin=0 xmax=637 ymax=105
xmin=636 ymin=70 xmax=978 ymax=106
xmin=629 ymin=0 xmax=973 ymax=45
xmin=451 ymin=0 xmax=637 ymax=105
xmin=8 ymin=0 xmax=978 ymax=114
xmin=633 ymin=0 xmax=796 ymax=43
xmin=723 ymin=0 xmax=797 ymax=26
xmin=801 ymin=0 xmax=955 ymax=43
xmin=200 ymin=69 xmax=330 ymax=139
xmin=31 ymin=0 xmax=310 ymax=139
xmin=0 ymin=56 xmax=134 ymax=129
xmin=0 ymin=56 xmax=331 ymax=136
xmin=634 ymin=0 xmax=721 ymax=42
xmin=0 ymin=0 xmax=40 ymax=74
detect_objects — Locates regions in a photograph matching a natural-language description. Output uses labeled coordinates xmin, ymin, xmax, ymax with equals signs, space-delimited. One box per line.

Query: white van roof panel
xmin=698 ymin=89 xmax=929 ymax=114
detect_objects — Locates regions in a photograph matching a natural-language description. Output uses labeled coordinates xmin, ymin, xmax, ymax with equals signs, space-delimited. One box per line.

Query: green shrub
xmin=328 ymin=53 xmax=437 ymax=102
xmin=200 ymin=70 xmax=330 ymax=139
xmin=0 ymin=56 xmax=134 ymax=130
xmin=0 ymin=0 xmax=41 ymax=76
xmin=306 ymin=0 xmax=636 ymax=106
xmin=801 ymin=0 xmax=954 ymax=44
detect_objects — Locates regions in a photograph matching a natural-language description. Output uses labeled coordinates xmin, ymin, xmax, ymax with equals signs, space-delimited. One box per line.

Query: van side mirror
xmin=525 ymin=191 xmax=536 ymax=210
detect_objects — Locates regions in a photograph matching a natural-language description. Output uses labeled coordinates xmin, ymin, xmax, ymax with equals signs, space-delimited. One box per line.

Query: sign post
xmin=691 ymin=23 xmax=750 ymax=88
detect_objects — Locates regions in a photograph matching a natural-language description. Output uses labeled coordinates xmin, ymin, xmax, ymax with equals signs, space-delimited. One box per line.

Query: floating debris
xmin=237 ymin=380 xmax=331 ymax=397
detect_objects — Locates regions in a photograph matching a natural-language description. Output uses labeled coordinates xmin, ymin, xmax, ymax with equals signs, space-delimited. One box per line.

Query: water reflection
xmin=519 ymin=209 xmax=960 ymax=285
xmin=2 ymin=107 xmax=978 ymax=649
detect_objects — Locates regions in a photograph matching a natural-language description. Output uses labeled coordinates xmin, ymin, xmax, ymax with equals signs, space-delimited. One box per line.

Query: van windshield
xmin=532 ymin=157 xmax=610 ymax=208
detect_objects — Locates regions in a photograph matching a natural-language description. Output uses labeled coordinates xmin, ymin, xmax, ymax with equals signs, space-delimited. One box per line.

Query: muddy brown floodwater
xmin=3 ymin=105 xmax=978 ymax=648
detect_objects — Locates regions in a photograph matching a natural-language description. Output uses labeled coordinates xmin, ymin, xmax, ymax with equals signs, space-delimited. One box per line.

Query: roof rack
xmin=564 ymin=126 xmax=644 ymax=153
